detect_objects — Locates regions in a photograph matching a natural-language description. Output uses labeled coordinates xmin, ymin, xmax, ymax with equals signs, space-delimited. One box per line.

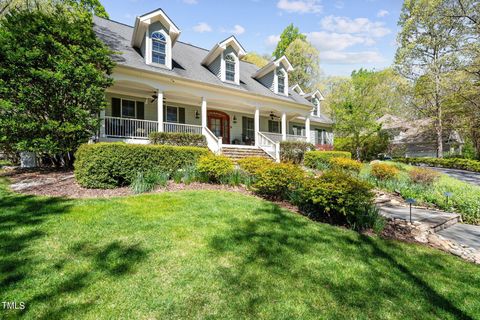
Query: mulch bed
xmin=0 ymin=167 xmax=253 ymax=199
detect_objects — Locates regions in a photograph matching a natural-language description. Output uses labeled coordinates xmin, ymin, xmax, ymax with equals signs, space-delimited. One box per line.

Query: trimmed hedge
xmin=149 ymin=132 xmax=207 ymax=147
xmin=329 ymin=157 xmax=362 ymax=173
xmin=74 ymin=143 xmax=210 ymax=188
xmin=279 ymin=141 xmax=315 ymax=164
xmin=394 ymin=157 xmax=480 ymax=173
xmin=197 ymin=155 xmax=235 ymax=182
xmin=237 ymin=157 xmax=273 ymax=175
xmin=304 ymin=151 xmax=352 ymax=169
xmin=252 ymin=162 xmax=305 ymax=200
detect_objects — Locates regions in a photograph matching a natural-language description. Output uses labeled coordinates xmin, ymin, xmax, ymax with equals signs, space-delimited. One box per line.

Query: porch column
xmin=254 ymin=106 xmax=260 ymax=146
xmin=305 ymin=115 xmax=311 ymax=143
xmin=157 ymin=91 xmax=164 ymax=132
xmin=99 ymin=110 xmax=106 ymax=138
xmin=281 ymin=112 xmax=287 ymax=141
xmin=201 ymin=97 xmax=207 ymax=128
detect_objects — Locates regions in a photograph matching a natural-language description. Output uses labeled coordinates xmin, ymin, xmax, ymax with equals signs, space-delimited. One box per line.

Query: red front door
xmin=207 ymin=110 xmax=230 ymax=144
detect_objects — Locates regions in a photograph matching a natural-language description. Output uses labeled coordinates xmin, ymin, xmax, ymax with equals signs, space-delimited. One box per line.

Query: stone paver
xmin=378 ymin=204 xmax=460 ymax=230
xmin=437 ymin=223 xmax=480 ymax=251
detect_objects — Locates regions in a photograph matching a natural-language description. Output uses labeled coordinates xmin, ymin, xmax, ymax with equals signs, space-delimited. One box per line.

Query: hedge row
xmin=394 ymin=157 xmax=480 ymax=173
xmin=74 ymin=143 xmax=210 ymax=188
xmin=149 ymin=132 xmax=207 ymax=147
xmin=304 ymin=151 xmax=352 ymax=169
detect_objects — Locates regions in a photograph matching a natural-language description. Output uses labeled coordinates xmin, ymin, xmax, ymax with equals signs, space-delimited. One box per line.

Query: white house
xmin=93 ymin=8 xmax=333 ymax=161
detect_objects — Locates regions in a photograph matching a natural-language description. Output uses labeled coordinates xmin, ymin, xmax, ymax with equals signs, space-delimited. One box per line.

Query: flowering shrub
xmin=408 ymin=167 xmax=440 ymax=185
xmin=370 ymin=163 xmax=399 ymax=180
xmin=329 ymin=157 xmax=362 ymax=173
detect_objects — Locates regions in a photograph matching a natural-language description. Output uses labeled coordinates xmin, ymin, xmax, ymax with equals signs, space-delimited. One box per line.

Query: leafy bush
xmin=329 ymin=157 xmax=362 ymax=173
xmin=292 ymin=170 xmax=376 ymax=230
xmin=394 ymin=157 xmax=480 ymax=173
xmin=149 ymin=132 xmax=207 ymax=148
xmin=237 ymin=157 xmax=273 ymax=175
xmin=334 ymin=132 xmax=390 ymax=161
xmin=130 ymin=170 xmax=169 ymax=194
xmin=408 ymin=167 xmax=440 ymax=185
xmin=279 ymin=141 xmax=315 ymax=164
xmin=304 ymin=151 xmax=352 ymax=170
xmin=74 ymin=143 xmax=209 ymax=188
xmin=197 ymin=155 xmax=235 ymax=183
xmin=252 ymin=162 xmax=305 ymax=199
xmin=370 ymin=163 xmax=399 ymax=180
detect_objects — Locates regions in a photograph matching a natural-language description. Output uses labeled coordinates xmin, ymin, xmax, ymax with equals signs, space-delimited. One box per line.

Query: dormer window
xmin=277 ymin=69 xmax=286 ymax=95
xmin=152 ymin=32 xmax=166 ymax=65
xmin=225 ymin=54 xmax=236 ymax=82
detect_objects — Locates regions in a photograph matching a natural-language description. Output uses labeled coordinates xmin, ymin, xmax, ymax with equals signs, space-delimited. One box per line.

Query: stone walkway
xmin=377 ymin=201 xmax=480 ymax=263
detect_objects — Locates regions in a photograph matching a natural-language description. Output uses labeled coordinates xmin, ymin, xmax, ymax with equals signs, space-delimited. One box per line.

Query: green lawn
xmin=1 ymin=179 xmax=479 ymax=319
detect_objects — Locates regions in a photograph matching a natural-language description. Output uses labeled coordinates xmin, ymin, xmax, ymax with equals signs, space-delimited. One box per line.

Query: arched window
xmin=277 ymin=70 xmax=286 ymax=94
xmin=225 ymin=54 xmax=236 ymax=82
xmin=151 ymin=32 xmax=166 ymax=65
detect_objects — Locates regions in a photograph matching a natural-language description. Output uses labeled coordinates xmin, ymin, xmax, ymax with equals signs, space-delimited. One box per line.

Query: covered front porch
xmin=99 ymin=79 xmax=333 ymax=159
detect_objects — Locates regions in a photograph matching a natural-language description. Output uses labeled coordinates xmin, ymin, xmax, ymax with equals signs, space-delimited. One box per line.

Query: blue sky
xmin=101 ymin=0 xmax=402 ymax=77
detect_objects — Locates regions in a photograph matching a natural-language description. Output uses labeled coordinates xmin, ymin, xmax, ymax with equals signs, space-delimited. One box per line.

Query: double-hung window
xmin=111 ymin=98 xmax=144 ymax=119
xmin=164 ymin=106 xmax=185 ymax=124
xmin=225 ymin=54 xmax=236 ymax=82
xmin=277 ymin=71 xmax=286 ymax=94
xmin=152 ymin=32 xmax=166 ymax=65
xmin=268 ymin=120 xmax=280 ymax=133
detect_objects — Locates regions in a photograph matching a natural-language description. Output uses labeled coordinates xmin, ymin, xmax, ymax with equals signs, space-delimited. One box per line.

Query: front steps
xmin=221 ymin=146 xmax=272 ymax=161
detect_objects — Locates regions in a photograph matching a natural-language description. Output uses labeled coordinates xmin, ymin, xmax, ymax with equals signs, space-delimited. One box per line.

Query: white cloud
xmin=306 ymin=31 xmax=374 ymax=51
xmin=320 ymin=15 xmax=391 ymax=37
xmin=193 ymin=22 xmax=212 ymax=33
xmin=221 ymin=24 xmax=246 ymax=35
xmin=183 ymin=0 xmax=198 ymax=4
xmin=320 ymin=50 xmax=386 ymax=64
xmin=265 ymin=34 xmax=281 ymax=48
xmin=276 ymin=0 xmax=322 ymax=14
xmin=377 ymin=9 xmax=389 ymax=17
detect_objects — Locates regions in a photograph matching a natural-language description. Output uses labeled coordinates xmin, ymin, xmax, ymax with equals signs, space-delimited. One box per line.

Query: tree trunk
xmin=434 ymin=71 xmax=444 ymax=158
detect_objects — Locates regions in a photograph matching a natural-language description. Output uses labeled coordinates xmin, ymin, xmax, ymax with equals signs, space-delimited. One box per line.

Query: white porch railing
xmin=164 ymin=122 xmax=202 ymax=134
xmin=203 ymin=126 xmax=222 ymax=154
xmin=257 ymin=132 xmax=280 ymax=162
xmin=104 ymin=116 xmax=158 ymax=139
xmin=260 ymin=132 xmax=283 ymax=143
xmin=286 ymin=134 xmax=307 ymax=142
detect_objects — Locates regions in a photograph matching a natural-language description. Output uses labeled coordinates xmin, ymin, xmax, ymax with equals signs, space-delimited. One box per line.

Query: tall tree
xmin=242 ymin=52 xmax=269 ymax=68
xmin=284 ymin=38 xmax=320 ymax=91
xmin=273 ymin=23 xmax=306 ymax=58
xmin=0 ymin=3 xmax=114 ymax=166
xmin=395 ymin=0 xmax=467 ymax=158
xmin=0 ymin=0 xmax=109 ymax=18
xmin=329 ymin=69 xmax=405 ymax=160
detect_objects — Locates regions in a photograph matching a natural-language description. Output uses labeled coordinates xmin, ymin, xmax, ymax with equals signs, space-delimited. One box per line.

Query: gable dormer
xmin=304 ymin=90 xmax=325 ymax=117
xmin=131 ymin=9 xmax=181 ymax=70
xmin=291 ymin=84 xmax=305 ymax=95
xmin=252 ymin=56 xmax=293 ymax=96
xmin=202 ymin=36 xmax=246 ymax=85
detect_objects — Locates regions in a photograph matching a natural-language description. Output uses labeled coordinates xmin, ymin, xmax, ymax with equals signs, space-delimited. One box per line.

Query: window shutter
xmin=163 ymin=105 xmax=167 ymax=122
xmin=111 ymin=98 xmax=121 ymax=117
xmin=179 ymin=107 xmax=185 ymax=124
xmin=136 ymin=101 xmax=144 ymax=119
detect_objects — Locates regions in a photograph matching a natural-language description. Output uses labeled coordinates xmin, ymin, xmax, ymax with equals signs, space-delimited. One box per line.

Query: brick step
xmin=221 ymin=147 xmax=272 ymax=161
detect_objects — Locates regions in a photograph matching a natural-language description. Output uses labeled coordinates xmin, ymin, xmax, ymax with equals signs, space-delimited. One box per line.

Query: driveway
xmin=418 ymin=166 xmax=480 ymax=186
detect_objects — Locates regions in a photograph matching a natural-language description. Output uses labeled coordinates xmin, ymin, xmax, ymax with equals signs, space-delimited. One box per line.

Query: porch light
xmin=195 ymin=110 xmax=200 ymax=119
xmin=233 ymin=115 xmax=237 ymax=123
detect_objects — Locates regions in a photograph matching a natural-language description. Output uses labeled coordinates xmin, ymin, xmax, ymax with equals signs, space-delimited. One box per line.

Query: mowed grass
xmin=1 ymin=179 xmax=479 ymax=319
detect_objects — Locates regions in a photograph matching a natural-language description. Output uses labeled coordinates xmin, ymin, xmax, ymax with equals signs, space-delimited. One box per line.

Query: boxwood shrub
xmin=291 ymin=170 xmax=376 ymax=229
xmin=279 ymin=141 xmax=315 ymax=164
xmin=197 ymin=155 xmax=235 ymax=183
xmin=149 ymin=132 xmax=207 ymax=148
xmin=304 ymin=151 xmax=352 ymax=169
xmin=394 ymin=157 xmax=480 ymax=173
xmin=252 ymin=162 xmax=305 ymax=200
xmin=74 ymin=143 xmax=210 ymax=188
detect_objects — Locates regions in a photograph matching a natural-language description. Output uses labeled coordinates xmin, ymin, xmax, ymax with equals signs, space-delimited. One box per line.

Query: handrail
xmin=164 ymin=122 xmax=202 ymax=128
xmin=164 ymin=122 xmax=202 ymax=134
xmin=104 ymin=116 xmax=157 ymax=124
xmin=104 ymin=116 xmax=158 ymax=139
xmin=257 ymin=132 xmax=280 ymax=162
xmin=203 ymin=126 xmax=222 ymax=154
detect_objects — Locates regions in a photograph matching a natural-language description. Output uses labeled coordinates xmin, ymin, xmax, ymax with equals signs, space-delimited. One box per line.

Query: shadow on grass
xmin=209 ymin=202 xmax=475 ymax=319
xmin=0 ymin=186 xmax=148 ymax=319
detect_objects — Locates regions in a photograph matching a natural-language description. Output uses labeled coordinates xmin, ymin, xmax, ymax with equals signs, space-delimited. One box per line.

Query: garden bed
xmin=0 ymin=168 xmax=250 ymax=199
